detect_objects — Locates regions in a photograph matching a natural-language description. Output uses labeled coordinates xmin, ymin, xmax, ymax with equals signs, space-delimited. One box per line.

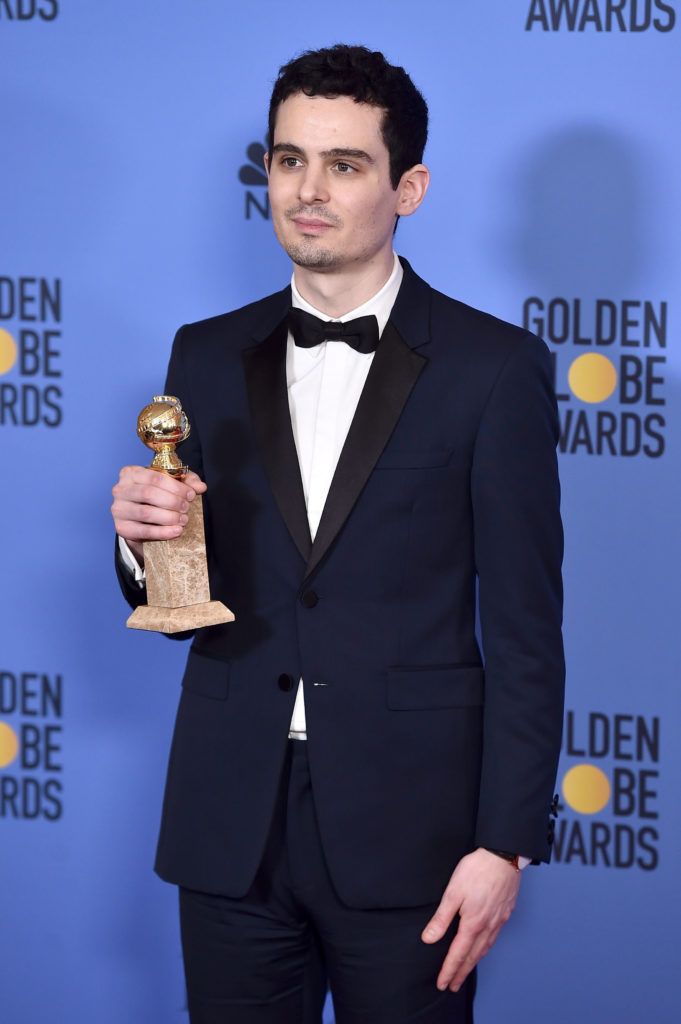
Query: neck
xmin=293 ymin=249 xmax=395 ymax=318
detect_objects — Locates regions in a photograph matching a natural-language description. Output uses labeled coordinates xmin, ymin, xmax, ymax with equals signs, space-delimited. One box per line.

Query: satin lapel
xmin=304 ymin=322 xmax=427 ymax=581
xmin=241 ymin=320 xmax=312 ymax=564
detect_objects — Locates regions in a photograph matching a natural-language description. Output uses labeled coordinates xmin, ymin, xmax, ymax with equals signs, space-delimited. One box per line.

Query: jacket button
xmin=300 ymin=590 xmax=318 ymax=608
xmin=278 ymin=673 xmax=295 ymax=692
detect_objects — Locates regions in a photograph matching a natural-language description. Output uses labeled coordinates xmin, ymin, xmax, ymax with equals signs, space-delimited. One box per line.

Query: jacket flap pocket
xmin=386 ymin=665 xmax=484 ymax=710
xmin=181 ymin=648 xmax=230 ymax=701
xmin=374 ymin=449 xmax=451 ymax=470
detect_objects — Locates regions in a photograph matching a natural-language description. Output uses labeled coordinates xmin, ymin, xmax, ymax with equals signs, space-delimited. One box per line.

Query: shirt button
xmin=278 ymin=673 xmax=295 ymax=692
xmin=300 ymin=590 xmax=319 ymax=608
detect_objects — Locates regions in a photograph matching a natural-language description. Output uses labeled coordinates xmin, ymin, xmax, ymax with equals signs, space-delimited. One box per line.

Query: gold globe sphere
xmin=136 ymin=395 xmax=190 ymax=476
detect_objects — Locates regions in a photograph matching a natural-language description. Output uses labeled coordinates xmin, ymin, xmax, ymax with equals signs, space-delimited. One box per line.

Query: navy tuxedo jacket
xmin=117 ymin=258 xmax=565 ymax=909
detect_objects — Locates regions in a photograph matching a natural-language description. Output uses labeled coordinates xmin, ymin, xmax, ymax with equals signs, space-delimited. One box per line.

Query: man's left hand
xmin=421 ymin=847 xmax=521 ymax=992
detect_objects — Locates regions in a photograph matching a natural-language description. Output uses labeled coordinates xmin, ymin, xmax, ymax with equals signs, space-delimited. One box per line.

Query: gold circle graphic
xmin=0 ymin=721 xmax=19 ymax=769
xmin=568 ymin=353 xmax=617 ymax=404
xmin=0 ymin=328 xmax=18 ymax=376
xmin=562 ymin=763 xmax=611 ymax=815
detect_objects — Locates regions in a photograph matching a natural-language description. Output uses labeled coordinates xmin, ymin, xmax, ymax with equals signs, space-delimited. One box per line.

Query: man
xmin=112 ymin=44 xmax=564 ymax=1024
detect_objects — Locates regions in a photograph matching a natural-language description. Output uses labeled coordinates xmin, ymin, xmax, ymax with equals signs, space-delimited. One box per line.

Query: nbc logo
xmin=238 ymin=140 xmax=270 ymax=220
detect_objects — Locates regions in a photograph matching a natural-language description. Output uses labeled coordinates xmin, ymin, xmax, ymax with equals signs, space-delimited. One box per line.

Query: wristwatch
xmin=485 ymin=849 xmax=531 ymax=871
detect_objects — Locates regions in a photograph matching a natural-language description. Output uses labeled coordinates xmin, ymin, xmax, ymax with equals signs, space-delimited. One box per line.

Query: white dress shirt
xmin=286 ymin=253 xmax=403 ymax=736
xmin=119 ymin=253 xmax=404 ymax=741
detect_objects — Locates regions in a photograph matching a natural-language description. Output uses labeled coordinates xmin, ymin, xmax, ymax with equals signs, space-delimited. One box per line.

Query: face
xmin=266 ymin=93 xmax=418 ymax=272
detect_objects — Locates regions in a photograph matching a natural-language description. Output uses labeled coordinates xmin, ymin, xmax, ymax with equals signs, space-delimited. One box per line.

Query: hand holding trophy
xmin=126 ymin=395 xmax=235 ymax=633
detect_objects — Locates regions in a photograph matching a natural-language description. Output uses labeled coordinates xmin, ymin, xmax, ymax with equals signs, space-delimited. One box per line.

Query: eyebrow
xmin=271 ymin=143 xmax=375 ymax=164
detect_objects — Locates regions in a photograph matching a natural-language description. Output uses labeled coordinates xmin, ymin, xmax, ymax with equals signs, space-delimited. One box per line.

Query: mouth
xmin=290 ymin=217 xmax=334 ymax=234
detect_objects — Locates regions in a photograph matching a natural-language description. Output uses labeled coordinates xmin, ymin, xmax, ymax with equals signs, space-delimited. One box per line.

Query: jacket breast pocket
xmin=181 ymin=648 xmax=231 ymax=701
xmin=386 ymin=664 xmax=484 ymax=710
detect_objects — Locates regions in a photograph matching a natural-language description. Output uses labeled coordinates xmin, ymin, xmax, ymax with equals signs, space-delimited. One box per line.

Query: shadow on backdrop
xmin=503 ymin=125 xmax=657 ymax=296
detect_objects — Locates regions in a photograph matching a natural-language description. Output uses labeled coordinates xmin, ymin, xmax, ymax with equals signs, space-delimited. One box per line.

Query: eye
xmin=334 ymin=161 xmax=356 ymax=174
xmin=280 ymin=156 xmax=302 ymax=169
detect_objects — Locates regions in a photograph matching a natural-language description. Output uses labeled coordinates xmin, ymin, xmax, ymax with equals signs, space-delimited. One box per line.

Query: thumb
xmin=421 ymin=887 xmax=461 ymax=944
xmin=184 ymin=471 xmax=207 ymax=494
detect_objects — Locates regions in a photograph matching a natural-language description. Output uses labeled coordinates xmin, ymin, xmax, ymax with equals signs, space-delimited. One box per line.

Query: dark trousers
xmin=180 ymin=741 xmax=475 ymax=1023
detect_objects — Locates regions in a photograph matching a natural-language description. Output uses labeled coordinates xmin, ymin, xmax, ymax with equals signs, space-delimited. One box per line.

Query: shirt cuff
xmin=118 ymin=536 xmax=146 ymax=587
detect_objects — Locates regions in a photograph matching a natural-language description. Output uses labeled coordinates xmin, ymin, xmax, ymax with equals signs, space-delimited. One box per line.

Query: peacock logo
xmin=238 ymin=139 xmax=270 ymax=220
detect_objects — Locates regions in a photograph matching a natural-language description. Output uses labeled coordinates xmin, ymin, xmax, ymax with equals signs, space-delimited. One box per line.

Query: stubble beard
xmin=280 ymin=206 xmax=345 ymax=271
xmin=284 ymin=240 xmax=342 ymax=270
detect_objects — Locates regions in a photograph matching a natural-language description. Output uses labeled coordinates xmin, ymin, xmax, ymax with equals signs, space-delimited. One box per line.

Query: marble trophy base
xmin=127 ymin=494 xmax=234 ymax=634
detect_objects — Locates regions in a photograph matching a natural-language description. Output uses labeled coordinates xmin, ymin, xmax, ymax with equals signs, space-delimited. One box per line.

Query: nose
xmin=298 ymin=163 xmax=329 ymax=206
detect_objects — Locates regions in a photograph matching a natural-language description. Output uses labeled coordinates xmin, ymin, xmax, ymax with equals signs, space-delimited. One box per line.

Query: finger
xmin=447 ymin=928 xmax=499 ymax=992
xmin=422 ymin=888 xmax=462 ymax=943
xmin=116 ymin=520 xmax=185 ymax=543
xmin=113 ymin=500 xmax=189 ymax=528
xmin=119 ymin=466 xmax=197 ymax=501
xmin=443 ymin=949 xmax=478 ymax=993
xmin=114 ymin=482 xmax=191 ymax=513
xmin=435 ymin=923 xmax=478 ymax=990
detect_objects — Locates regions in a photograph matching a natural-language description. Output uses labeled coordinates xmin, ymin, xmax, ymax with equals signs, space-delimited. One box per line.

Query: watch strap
xmin=485 ymin=848 xmax=530 ymax=871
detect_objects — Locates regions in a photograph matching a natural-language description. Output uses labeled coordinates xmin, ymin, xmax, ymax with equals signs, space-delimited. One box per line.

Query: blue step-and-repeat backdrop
xmin=1 ymin=2 xmax=679 ymax=1022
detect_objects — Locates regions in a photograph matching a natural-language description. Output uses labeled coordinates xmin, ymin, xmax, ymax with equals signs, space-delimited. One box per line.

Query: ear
xmin=396 ymin=164 xmax=430 ymax=217
xmin=263 ymin=150 xmax=270 ymax=179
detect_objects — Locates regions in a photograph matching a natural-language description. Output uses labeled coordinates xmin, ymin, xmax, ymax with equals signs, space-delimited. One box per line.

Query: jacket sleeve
xmin=471 ymin=331 xmax=565 ymax=862
xmin=114 ymin=325 xmax=202 ymax=642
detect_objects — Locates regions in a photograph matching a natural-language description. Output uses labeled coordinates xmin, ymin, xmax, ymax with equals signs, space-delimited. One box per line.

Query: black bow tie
xmin=288 ymin=307 xmax=379 ymax=355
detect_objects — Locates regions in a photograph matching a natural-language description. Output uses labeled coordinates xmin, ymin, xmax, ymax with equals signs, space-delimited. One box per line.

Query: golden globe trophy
xmin=126 ymin=395 xmax=235 ymax=634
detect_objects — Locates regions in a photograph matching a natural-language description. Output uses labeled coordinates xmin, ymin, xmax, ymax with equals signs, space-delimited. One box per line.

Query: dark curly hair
xmin=268 ymin=44 xmax=428 ymax=189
